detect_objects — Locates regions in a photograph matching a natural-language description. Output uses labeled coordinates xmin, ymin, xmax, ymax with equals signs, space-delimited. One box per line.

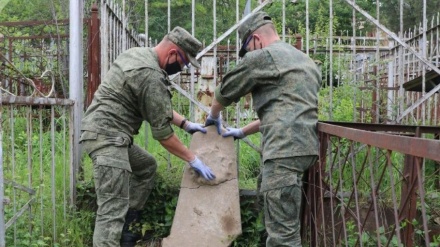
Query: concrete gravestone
xmin=162 ymin=126 xmax=242 ymax=247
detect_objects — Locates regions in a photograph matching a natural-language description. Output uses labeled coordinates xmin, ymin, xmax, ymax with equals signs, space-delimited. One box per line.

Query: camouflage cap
xmin=166 ymin=26 xmax=202 ymax=68
xmin=238 ymin=11 xmax=273 ymax=57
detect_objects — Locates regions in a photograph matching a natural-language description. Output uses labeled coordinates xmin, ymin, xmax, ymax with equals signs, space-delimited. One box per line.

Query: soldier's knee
xmin=137 ymin=159 xmax=157 ymax=179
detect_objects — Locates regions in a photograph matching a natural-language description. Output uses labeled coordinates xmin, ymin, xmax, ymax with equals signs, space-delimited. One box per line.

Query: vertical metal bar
xmin=122 ymin=0 xmax=126 ymax=51
xmin=428 ymin=18 xmax=433 ymax=125
xmin=400 ymin=154 xmax=416 ymax=246
xmin=26 ymin=106 xmax=32 ymax=238
xmin=435 ymin=14 xmax=439 ymax=125
xmin=145 ymin=0 xmax=148 ymax=45
xmin=367 ymin=146 xmax=381 ymax=246
xmin=213 ymin=0 xmax=217 ymax=86
xmin=329 ymin=0 xmax=333 ymax=120
xmin=87 ymin=4 xmax=100 ymax=109
xmin=420 ymin=1 xmax=426 ymax=125
xmin=62 ymin=107 xmax=67 ymax=223
xmin=166 ymin=0 xmax=171 ymax=168
xmin=385 ymin=151 xmax=402 ymax=246
xmin=337 ymin=36 xmax=341 ymax=87
xmin=375 ymin=0 xmax=380 ymax=123
xmin=111 ymin=4 xmax=115 ymax=62
xmin=10 ymin=106 xmax=16 ymax=244
xmin=144 ymin=0 xmax=150 ymax=149
xmin=69 ymin=0 xmax=83 ymax=206
xmin=109 ymin=1 xmax=113 ymax=65
xmin=414 ymin=158 xmax=431 ymax=244
xmin=51 ymin=106 xmax=56 ymax=242
xmin=101 ymin=0 xmax=108 ymax=77
xmin=388 ymin=40 xmax=395 ymax=123
xmin=0 ymin=72 xmax=4 ymax=246
xmin=190 ymin=0 xmax=195 ymax=122
xmin=306 ymin=0 xmax=309 ymax=55
xmin=236 ymin=0 xmax=239 ymax=60
xmin=349 ymin=143 xmax=363 ymax=247
xmin=167 ymin=0 xmax=170 ymax=33
xmin=319 ymin=134 xmax=328 ymax=247
xmin=235 ymin=0 xmax=241 ymax=173
xmin=352 ymin=2 xmax=357 ymax=122
xmin=118 ymin=4 xmax=121 ymax=56
xmin=282 ymin=0 xmax=285 ymax=42
xmin=39 ymin=107 xmax=44 ymax=236
xmin=328 ymin=138 xmax=336 ymax=246
xmin=336 ymin=143 xmax=348 ymax=246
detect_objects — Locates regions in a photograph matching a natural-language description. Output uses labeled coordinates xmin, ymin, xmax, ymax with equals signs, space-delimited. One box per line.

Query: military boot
xmin=120 ymin=209 xmax=142 ymax=247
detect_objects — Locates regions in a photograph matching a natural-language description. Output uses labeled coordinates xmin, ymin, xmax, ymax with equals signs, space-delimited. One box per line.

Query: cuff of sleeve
xmin=214 ymin=86 xmax=233 ymax=107
xmin=151 ymin=124 xmax=174 ymax=140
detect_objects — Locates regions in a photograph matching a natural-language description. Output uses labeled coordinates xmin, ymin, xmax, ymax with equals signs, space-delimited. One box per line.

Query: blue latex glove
xmin=222 ymin=127 xmax=245 ymax=140
xmin=189 ymin=156 xmax=216 ymax=180
xmin=205 ymin=113 xmax=222 ymax=134
xmin=184 ymin=121 xmax=207 ymax=134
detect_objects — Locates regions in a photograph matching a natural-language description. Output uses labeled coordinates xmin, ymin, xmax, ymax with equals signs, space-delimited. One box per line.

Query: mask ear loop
xmin=177 ymin=51 xmax=190 ymax=68
xmin=242 ymin=35 xmax=253 ymax=52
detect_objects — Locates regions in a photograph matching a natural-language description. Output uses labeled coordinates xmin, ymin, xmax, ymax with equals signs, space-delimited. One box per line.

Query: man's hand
xmin=222 ymin=127 xmax=245 ymax=140
xmin=189 ymin=156 xmax=215 ymax=180
xmin=184 ymin=121 xmax=207 ymax=134
xmin=205 ymin=113 xmax=222 ymax=134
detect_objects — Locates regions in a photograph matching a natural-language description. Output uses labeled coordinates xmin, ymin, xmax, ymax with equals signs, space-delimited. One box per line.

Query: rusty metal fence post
xmin=86 ymin=3 xmax=101 ymax=110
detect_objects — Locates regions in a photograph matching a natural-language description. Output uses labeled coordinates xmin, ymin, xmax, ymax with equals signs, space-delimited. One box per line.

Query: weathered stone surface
xmin=162 ymin=126 xmax=242 ymax=247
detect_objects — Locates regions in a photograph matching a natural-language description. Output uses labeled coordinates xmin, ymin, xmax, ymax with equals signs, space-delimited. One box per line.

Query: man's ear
xmin=168 ymin=48 xmax=177 ymax=56
xmin=254 ymin=34 xmax=264 ymax=48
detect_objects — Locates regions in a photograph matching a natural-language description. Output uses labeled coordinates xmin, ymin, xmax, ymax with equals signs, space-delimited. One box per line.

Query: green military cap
xmin=166 ymin=26 xmax=202 ymax=68
xmin=238 ymin=11 xmax=273 ymax=57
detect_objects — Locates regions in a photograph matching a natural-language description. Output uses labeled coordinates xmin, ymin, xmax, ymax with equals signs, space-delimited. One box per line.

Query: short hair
xmin=254 ymin=23 xmax=277 ymax=36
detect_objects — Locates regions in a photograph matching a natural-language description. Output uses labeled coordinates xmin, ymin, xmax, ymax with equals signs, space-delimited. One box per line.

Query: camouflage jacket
xmin=215 ymin=41 xmax=321 ymax=161
xmin=82 ymin=47 xmax=174 ymax=141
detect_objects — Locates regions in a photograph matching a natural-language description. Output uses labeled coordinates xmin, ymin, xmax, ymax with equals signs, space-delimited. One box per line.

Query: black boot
xmin=120 ymin=209 xmax=142 ymax=247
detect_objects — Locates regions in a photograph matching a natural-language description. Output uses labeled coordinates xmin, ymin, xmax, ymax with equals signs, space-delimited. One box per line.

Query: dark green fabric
xmin=80 ymin=131 xmax=157 ymax=246
xmin=264 ymin=181 xmax=303 ymax=247
xmin=81 ymin=47 xmax=174 ymax=141
xmin=215 ymin=41 xmax=321 ymax=162
xmin=260 ymin=156 xmax=317 ymax=193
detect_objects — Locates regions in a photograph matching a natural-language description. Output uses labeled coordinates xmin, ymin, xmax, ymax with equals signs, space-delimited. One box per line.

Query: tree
xmin=380 ymin=0 xmax=440 ymax=33
xmin=0 ymin=0 xmax=68 ymax=22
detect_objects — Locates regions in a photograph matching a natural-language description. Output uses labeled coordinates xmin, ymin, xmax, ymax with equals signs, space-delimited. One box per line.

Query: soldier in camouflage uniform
xmin=80 ymin=27 xmax=215 ymax=247
xmin=205 ymin=12 xmax=321 ymax=247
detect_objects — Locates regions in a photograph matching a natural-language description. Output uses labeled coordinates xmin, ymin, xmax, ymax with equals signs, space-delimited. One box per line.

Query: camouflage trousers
xmin=260 ymin=156 xmax=318 ymax=247
xmin=80 ymin=131 xmax=157 ymax=247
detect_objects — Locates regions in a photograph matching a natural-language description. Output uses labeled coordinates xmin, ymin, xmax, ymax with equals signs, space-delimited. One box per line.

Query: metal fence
xmin=0 ymin=1 xmax=141 ymax=245
xmin=304 ymin=122 xmax=440 ymax=246
xmin=100 ymin=0 xmax=143 ymax=79
xmin=0 ymin=15 xmax=76 ymax=247
xmin=0 ymin=96 xmax=74 ymax=246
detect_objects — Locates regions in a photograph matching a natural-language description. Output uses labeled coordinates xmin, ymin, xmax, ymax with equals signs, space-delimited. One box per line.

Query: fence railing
xmin=0 ymin=96 xmax=74 ymax=246
xmin=99 ymin=0 xmax=142 ymax=79
xmin=303 ymin=122 xmax=440 ymax=246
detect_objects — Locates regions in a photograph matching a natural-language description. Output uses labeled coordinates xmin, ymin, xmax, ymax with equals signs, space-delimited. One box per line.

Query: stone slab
xmin=162 ymin=126 xmax=242 ymax=247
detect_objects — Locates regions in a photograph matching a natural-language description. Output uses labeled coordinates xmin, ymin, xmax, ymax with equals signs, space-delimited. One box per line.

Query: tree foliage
xmin=1 ymin=0 xmax=437 ymax=40
xmin=0 ymin=0 xmax=68 ymax=22
xmin=380 ymin=0 xmax=440 ymax=33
